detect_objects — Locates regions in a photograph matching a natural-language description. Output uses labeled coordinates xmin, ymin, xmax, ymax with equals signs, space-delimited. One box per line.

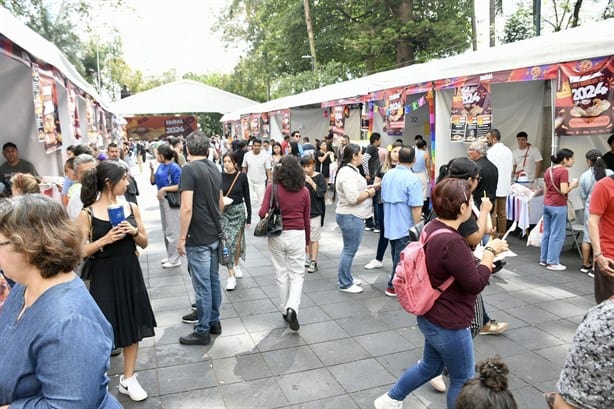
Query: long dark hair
xmin=81 ymin=161 xmax=127 ymax=207
xmin=339 ymin=143 xmax=361 ymax=169
xmin=437 ymin=157 xmax=479 ymax=183
xmin=273 ymin=155 xmax=305 ymax=192
xmin=585 ymin=149 xmax=607 ymax=181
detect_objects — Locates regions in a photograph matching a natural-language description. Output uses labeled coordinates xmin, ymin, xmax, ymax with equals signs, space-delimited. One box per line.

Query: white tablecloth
xmin=506 ymin=193 xmax=544 ymax=231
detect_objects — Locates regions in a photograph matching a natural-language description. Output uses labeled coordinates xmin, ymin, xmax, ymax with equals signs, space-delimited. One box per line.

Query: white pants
xmin=268 ymin=230 xmax=305 ymax=313
xmin=249 ymin=180 xmax=266 ymax=213
xmin=159 ymin=197 xmax=181 ymax=263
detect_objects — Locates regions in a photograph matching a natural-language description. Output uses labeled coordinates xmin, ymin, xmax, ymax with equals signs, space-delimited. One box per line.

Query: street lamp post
xmin=301 ymin=55 xmax=315 ymax=72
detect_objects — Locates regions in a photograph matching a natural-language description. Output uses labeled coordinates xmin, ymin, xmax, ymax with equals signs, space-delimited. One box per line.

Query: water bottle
xmin=222 ymin=245 xmax=229 ymax=259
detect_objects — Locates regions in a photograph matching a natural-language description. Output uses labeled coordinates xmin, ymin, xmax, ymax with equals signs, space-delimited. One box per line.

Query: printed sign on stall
xmin=331 ymin=106 xmax=347 ymax=136
xmin=450 ymin=83 xmax=492 ymax=143
xmin=555 ymin=57 xmax=614 ymax=136
xmin=125 ymin=116 xmax=198 ymax=140
xmin=384 ymin=88 xmax=405 ymax=135
xmin=32 ymin=64 xmax=63 ymax=153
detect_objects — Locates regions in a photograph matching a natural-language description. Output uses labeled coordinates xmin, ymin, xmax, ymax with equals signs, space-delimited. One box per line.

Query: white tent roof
xmin=222 ymin=19 xmax=614 ymax=121
xmin=0 ymin=6 xmax=104 ymax=106
xmin=109 ymin=79 xmax=257 ymax=115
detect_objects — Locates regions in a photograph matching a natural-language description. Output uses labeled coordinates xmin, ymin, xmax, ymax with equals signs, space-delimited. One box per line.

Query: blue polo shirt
xmin=381 ymin=164 xmax=424 ymax=240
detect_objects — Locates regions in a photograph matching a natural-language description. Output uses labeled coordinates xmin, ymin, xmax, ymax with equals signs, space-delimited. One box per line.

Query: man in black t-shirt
xmin=362 ymin=132 xmax=381 ymax=230
xmin=468 ymin=141 xmax=498 ymax=208
xmin=603 ymin=134 xmax=614 ymax=171
xmin=177 ymin=131 xmax=223 ymax=346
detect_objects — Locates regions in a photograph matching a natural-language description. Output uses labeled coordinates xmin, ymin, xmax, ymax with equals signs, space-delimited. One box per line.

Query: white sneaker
xmin=546 ymin=263 xmax=567 ymax=271
xmin=429 ymin=374 xmax=446 ymax=392
xmin=226 ymin=276 xmax=236 ymax=291
xmin=234 ymin=265 xmax=243 ymax=278
xmin=365 ymin=259 xmax=383 ymax=269
xmin=339 ymin=284 xmax=363 ymax=294
xmin=119 ymin=374 xmax=148 ymax=402
xmin=162 ymin=260 xmax=181 ymax=268
xmin=160 ymin=258 xmax=168 ymax=264
xmin=374 ymin=392 xmax=403 ymax=409
xmin=353 ymin=278 xmax=362 ymax=286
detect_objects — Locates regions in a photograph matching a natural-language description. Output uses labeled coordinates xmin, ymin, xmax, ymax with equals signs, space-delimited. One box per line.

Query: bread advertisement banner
xmin=555 ymin=56 xmax=614 ymax=136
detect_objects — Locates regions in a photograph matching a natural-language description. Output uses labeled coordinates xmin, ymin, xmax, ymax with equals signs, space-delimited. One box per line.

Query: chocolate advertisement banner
xmin=32 ymin=64 xmax=62 ymax=153
xmin=125 ymin=115 xmax=198 ymax=141
xmin=555 ymin=57 xmax=614 ymax=136
xmin=384 ymin=88 xmax=405 ymax=135
xmin=450 ymin=83 xmax=492 ymax=143
xmin=331 ymin=106 xmax=348 ymax=136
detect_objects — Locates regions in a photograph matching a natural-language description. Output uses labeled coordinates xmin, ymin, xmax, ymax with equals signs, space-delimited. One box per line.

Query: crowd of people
xmin=0 ymin=128 xmax=613 ymax=409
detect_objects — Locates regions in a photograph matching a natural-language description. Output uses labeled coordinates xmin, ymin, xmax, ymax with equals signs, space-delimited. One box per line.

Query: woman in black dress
xmin=315 ymin=141 xmax=334 ymax=186
xmin=78 ymin=161 xmax=156 ymax=402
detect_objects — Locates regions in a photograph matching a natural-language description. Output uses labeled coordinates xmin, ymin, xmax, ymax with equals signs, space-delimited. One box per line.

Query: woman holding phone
xmin=78 ymin=161 xmax=156 ymax=402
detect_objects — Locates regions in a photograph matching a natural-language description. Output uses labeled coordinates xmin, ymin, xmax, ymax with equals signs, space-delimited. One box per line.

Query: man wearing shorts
xmin=301 ymin=157 xmax=327 ymax=273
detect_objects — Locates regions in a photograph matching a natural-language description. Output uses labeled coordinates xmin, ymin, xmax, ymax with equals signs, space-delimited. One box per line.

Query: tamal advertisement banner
xmin=450 ymin=83 xmax=492 ymax=143
xmin=555 ymin=57 xmax=614 ymax=136
xmin=125 ymin=116 xmax=198 ymax=141
xmin=32 ymin=64 xmax=62 ymax=153
xmin=66 ymin=82 xmax=82 ymax=140
xmin=330 ymin=106 xmax=348 ymax=136
xmin=384 ymin=88 xmax=405 ymax=135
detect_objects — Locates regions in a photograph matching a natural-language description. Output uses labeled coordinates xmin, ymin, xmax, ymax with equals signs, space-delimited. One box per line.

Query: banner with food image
xmin=330 ymin=105 xmax=347 ymax=136
xmin=248 ymin=113 xmax=270 ymax=138
xmin=125 ymin=115 xmax=198 ymax=140
xmin=384 ymin=87 xmax=405 ymax=135
xmin=281 ymin=109 xmax=291 ymax=136
xmin=450 ymin=82 xmax=492 ymax=143
xmin=66 ymin=82 xmax=82 ymax=140
xmin=32 ymin=64 xmax=63 ymax=153
xmin=555 ymin=56 xmax=614 ymax=136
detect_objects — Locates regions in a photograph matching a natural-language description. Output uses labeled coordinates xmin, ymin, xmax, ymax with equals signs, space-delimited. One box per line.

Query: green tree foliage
xmin=216 ymin=0 xmax=473 ymax=100
xmin=501 ymin=6 xmax=535 ymax=43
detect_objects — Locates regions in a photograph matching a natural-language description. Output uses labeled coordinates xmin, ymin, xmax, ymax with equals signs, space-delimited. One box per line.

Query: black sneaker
xmin=191 ymin=303 xmax=197 ymax=311
xmin=580 ymin=264 xmax=592 ymax=274
xmin=179 ymin=331 xmax=211 ymax=345
xmin=110 ymin=347 xmax=122 ymax=357
xmin=209 ymin=321 xmax=222 ymax=335
xmin=286 ymin=308 xmax=299 ymax=331
xmin=182 ymin=311 xmax=198 ymax=324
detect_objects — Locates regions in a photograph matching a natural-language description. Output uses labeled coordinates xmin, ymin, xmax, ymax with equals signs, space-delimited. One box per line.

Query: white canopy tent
xmin=109 ymin=79 xmax=257 ymax=115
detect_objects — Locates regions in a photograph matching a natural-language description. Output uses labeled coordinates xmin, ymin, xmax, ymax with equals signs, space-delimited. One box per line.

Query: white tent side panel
xmin=289 ymin=108 xmax=329 ymax=141
xmin=0 ymin=53 xmax=63 ymax=176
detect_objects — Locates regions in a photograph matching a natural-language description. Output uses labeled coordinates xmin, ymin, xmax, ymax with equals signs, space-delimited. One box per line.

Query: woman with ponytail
xmin=77 ymin=161 xmax=156 ymax=402
xmin=455 ymin=356 xmax=517 ymax=409
xmin=578 ymin=149 xmax=613 ymax=274
xmin=541 ymin=149 xmax=579 ymax=271
xmin=150 ymin=143 xmax=182 ymax=268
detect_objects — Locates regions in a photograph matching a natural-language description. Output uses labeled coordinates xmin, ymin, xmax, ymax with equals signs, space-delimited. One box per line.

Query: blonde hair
xmin=381 ymin=142 xmax=404 ymax=173
xmin=10 ymin=173 xmax=40 ymax=195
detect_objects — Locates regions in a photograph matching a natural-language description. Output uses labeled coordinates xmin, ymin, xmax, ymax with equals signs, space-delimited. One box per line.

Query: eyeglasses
xmin=0 ymin=240 xmax=11 ymax=247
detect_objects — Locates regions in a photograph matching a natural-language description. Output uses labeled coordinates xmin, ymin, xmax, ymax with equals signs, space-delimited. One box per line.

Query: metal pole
xmin=96 ymin=43 xmax=101 ymax=92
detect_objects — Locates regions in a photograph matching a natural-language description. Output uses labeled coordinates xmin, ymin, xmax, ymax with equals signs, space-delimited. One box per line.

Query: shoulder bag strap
xmin=224 ymin=172 xmax=241 ymax=197
xmin=548 ymin=167 xmax=566 ymax=198
xmin=193 ymin=161 xmax=223 ymax=237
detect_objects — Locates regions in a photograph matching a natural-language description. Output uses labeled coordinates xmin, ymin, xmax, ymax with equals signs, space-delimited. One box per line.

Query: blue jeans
xmin=186 ymin=242 xmax=221 ymax=334
xmin=540 ymin=205 xmax=567 ymax=265
xmin=375 ymin=202 xmax=389 ymax=261
xmin=389 ymin=316 xmax=475 ymax=409
xmin=388 ymin=235 xmax=410 ymax=289
xmin=336 ymin=213 xmax=364 ymax=288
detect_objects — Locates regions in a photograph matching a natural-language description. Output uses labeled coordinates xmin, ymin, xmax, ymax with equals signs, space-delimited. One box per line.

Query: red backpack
xmin=393 ymin=228 xmax=455 ymax=315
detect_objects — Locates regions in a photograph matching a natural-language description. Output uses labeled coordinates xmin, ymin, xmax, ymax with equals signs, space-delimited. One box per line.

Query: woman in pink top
xmin=259 ymin=155 xmax=310 ymax=331
xmin=540 ymin=148 xmax=579 ymax=271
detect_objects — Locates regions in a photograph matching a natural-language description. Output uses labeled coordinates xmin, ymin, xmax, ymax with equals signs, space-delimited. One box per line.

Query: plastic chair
xmin=566 ymin=220 xmax=583 ymax=258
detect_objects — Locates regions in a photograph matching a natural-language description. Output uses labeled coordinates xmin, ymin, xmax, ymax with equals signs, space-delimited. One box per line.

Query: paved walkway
xmin=109 ymin=170 xmax=594 ymax=408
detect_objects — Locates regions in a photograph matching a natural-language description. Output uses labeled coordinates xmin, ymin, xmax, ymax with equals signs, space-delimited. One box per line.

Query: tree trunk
xmin=489 ymin=0 xmax=496 ymax=47
xmin=471 ymin=0 xmax=478 ymax=50
xmin=397 ymin=0 xmax=414 ymax=67
xmin=303 ymin=0 xmax=317 ymax=71
xmin=571 ymin=0 xmax=583 ymax=27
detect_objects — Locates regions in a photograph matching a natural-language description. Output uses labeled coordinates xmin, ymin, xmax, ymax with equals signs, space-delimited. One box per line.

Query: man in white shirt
xmin=242 ymin=138 xmax=272 ymax=212
xmin=512 ymin=131 xmax=543 ymax=185
xmin=486 ymin=129 xmax=513 ymax=238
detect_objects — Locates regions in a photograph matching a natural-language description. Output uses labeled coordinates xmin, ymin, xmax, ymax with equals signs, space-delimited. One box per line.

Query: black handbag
xmin=254 ymin=184 xmax=283 ymax=237
xmin=165 ymin=166 xmax=181 ymax=208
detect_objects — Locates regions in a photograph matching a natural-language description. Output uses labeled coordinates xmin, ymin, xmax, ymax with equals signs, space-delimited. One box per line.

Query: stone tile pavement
xmin=108 ymin=170 xmax=594 ymax=408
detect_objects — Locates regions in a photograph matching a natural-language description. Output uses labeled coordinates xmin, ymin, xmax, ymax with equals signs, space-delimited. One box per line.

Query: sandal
xmin=544 ymin=392 xmax=556 ymax=409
